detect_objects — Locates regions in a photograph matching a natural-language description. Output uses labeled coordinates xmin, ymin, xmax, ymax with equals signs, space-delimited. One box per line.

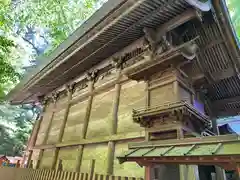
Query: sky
xmin=218 ymin=116 xmax=240 ymax=133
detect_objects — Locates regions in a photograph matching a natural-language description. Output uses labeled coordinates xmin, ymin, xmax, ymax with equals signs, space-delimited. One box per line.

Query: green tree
xmin=227 ymin=0 xmax=240 ymax=40
xmin=0 ymin=0 xmax=107 ymax=156
xmin=0 ymin=36 xmax=20 ymax=99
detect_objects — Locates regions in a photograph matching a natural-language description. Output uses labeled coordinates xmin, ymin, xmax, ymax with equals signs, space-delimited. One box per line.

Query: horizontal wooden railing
xmin=0 ymin=167 xmax=144 ymax=180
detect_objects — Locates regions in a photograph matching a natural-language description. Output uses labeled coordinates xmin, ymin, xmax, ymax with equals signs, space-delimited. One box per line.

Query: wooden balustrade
xmin=0 ymin=167 xmax=144 ymax=180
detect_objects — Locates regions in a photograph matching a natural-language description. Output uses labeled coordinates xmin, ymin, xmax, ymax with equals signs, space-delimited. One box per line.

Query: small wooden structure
xmin=118 ymin=135 xmax=240 ymax=179
xmin=6 ymin=0 xmax=240 ymax=179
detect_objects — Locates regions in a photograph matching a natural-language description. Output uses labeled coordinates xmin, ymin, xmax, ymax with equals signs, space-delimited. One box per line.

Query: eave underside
xmin=8 ymin=0 xmax=240 ymax=117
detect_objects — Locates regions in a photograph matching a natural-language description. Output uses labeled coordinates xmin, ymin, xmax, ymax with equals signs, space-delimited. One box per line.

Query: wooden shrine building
xmin=7 ymin=0 xmax=240 ymax=179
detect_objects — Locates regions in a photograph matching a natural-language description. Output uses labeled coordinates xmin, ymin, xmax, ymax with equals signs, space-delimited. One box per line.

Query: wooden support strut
xmin=37 ymin=94 xmax=58 ymax=169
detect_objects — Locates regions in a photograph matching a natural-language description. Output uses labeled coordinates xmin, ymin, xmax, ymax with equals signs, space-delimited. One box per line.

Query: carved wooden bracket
xmin=112 ymin=57 xmax=123 ymax=69
xmin=65 ymin=83 xmax=76 ymax=94
xmin=143 ymin=27 xmax=172 ymax=56
xmin=38 ymin=95 xmax=47 ymax=106
xmin=51 ymin=92 xmax=59 ymax=103
xmin=86 ymin=69 xmax=99 ymax=82
xmin=133 ymin=115 xmax=153 ymax=128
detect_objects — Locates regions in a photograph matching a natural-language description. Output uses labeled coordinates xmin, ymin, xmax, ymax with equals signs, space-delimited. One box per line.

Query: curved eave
xmin=7 ymin=0 xmax=191 ymax=104
xmin=7 ymin=0 xmax=240 ymax=120
xmin=6 ymin=0 xmax=129 ymax=104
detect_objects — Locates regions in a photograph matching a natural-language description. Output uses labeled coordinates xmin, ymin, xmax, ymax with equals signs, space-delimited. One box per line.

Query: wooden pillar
xmin=37 ymin=94 xmax=58 ymax=169
xmin=37 ymin=95 xmax=58 ymax=170
xmin=177 ymin=128 xmax=184 ymax=139
xmin=215 ymin=166 xmax=227 ymax=180
xmin=106 ymin=141 xmax=115 ymax=175
xmin=106 ymin=64 xmax=122 ymax=175
xmin=173 ymin=80 xmax=180 ymax=101
xmin=51 ymin=148 xmax=59 ymax=170
xmin=180 ymin=165 xmax=199 ymax=180
xmin=145 ymin=80 xmax=150 ymax=108
xmin=212 ymin=118 xmax=220 ymax=135
xmin=236 ymin=164 xmax=240 ymax=179
xmin=58 ymin=84 xmax=74 ymax=142
xmin=89 ymin=159 xmax=96 ymax=180
xmin=22 ymin=100 xmax=47 ymax=167
xmin=82 ymin=81 xmax=94 ymax=139
xmin=36 ymin=149 xmax=44 ymax=169
xmin=145 ymin=166 xmax=151 ymax=180
xmin=75 ymin=145 xmax=83 ymax=172
xmin=82 ymin=70 xmax=98 ymax=139
xmin=111 ymin=68 xmax=121 ymax=135
xmin=43 ymin=93 xmax=58 ymax=144
xmin=57 ymin=159 xmax=63 ymax=171
xmin=26 ymin=150 xmax=33 ymax=168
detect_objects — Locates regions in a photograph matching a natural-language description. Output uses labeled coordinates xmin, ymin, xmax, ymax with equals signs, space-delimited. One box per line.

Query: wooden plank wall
xmin=0 ymin=167 xmax=144 ymax=180
xmin=30 ymin=60 xmax=146 ymax=177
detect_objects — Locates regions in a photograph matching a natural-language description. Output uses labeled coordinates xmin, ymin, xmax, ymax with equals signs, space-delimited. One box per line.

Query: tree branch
xmin=22 ymin=36 xmax=40 ymax=55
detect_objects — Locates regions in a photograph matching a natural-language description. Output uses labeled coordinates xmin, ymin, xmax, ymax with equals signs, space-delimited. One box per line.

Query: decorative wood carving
xmin=143 ymin=27 xmax=172 ymax=56
xmin=65 ymin=83 xmax=75 ymax=94
xmin=86 ymin=69 xmax=99 ymax=82
xmin=112 ymin=57 xmax=123 ymax=69
xmin=132 ymin=101 xmax=211 ymax=129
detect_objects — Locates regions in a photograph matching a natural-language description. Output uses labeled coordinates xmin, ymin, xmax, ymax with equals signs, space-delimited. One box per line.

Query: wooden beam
xmin=34 ymin=131 xmax=145 ymax=150
xmin=144 ymin=9 xmax=199 ymax=44
xmin=106 ymin=141 xmax=115 ymax=175
xmin=192 ymin=67 xmax=235 ymax=85
xmin=212 ymin=96 xmax=240 ymax=107
xmin=216 ymin=108 xmax=240 ymax=117
xmin=129 ymin=134 xmax=240 ymax=149
xmin=211 ymin=67 xmax=235 ymax=81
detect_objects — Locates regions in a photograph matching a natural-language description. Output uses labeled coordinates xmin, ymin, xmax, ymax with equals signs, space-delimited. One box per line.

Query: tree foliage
xmin=0 ymin=36 xmax=20 ymax=99
xmin=227 ymin=0 xmax=240 ymax=40
xmin=0 ymin=0 xmax=106 ymax=156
